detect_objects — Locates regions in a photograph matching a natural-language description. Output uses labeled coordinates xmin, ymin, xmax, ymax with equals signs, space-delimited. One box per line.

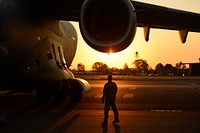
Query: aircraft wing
xmin=131 ymin=1 xmax=200 ymax=42
xmin=52 ymin=0 xmax=200 ymax=32
xmin=132 ymin=1 xmax=200 ymax=32
xmin=47 ymin=0 xmax=200 ymax=44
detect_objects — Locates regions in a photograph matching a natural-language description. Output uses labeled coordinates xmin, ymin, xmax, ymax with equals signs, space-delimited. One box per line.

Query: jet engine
xmin=80 ymin=0 xmax=137 ymax=53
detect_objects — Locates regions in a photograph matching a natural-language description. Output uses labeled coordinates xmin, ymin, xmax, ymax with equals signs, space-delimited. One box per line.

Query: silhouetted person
xmin=102 ymin=75 xmax=119 ymax=125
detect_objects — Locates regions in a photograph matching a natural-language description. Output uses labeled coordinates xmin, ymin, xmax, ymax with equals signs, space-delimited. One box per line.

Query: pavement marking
xmin=95 ymin=93 xmax=103 ymax=98
xmin=123 ymin=93 xmax=134 ymax=99
xmin=129 ymin=87 xmax=136 ymax=90
xmin=189 ymin=83 xmax=197 ymax=86
xmin=189 ymin=83 xmax=200 ymax=91
xmin=151 ymin=109 xmax=183 ymax=112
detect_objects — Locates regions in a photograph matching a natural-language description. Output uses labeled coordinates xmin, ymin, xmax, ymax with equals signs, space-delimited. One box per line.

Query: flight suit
xmin=102 ymin=81 xmax=119 ymax=123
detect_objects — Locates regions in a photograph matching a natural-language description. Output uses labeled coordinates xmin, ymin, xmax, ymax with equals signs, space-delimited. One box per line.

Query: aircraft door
xmin=52 ymin=44 xmax=66 ymax=69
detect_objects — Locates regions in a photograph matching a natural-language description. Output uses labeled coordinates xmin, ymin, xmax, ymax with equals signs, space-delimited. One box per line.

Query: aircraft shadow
xmin=0 ymin=95 xmax=80 ymax=133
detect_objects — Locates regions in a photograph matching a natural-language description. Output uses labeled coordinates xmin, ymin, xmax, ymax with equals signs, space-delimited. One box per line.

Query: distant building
xmin=183 ymin=58 xmax=200 ymax=76
xmin=188 ymin=63 xmax=200 ymax=76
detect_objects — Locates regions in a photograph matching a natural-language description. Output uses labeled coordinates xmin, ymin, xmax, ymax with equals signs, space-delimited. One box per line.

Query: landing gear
xmin=54 ymin=87 xmax=68 ymax=103
xmin=36 ymin=88 xmax=51 ymax=103
xmin=36 ymin=79 xmax=83 ymax=103
xmin=54 ymin=79 xmax=83 ymax=103
xmin=68 ymin=82 xmax=82 ymax=103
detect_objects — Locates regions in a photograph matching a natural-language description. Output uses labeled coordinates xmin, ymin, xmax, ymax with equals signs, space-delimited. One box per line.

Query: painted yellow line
xmin=95 ymin=93 xmax=103 ymax=98
xmin=129 ymin=87 xmax=136 ymax=90
xmin=123 ymin=93 xmax=134 ymax=99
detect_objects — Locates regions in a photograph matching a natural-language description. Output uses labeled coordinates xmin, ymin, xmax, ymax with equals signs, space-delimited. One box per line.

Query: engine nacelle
xmin=80 ymin=0 xmax=137 ymax=53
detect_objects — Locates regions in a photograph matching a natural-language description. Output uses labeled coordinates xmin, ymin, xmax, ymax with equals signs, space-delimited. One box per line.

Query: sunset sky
xmin=71 ymin=0 xmax=200 ymax=70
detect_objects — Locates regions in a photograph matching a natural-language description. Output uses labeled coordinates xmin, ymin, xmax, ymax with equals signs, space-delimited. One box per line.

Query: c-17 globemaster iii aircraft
xmin=0 ymin=0 xmax=200 ymax=103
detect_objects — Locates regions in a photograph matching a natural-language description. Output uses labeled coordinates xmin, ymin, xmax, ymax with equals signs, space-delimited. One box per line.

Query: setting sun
xmin=104 ymin=52 xmax=129 ymax=68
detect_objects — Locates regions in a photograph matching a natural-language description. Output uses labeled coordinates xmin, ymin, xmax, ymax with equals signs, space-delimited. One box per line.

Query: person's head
xmin=108 ymin=75 xmax=112 ymax=82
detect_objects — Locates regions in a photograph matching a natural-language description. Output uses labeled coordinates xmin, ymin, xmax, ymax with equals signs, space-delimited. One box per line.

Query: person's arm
xmin=114 ymin=82 xmax=118 ymax=94
xmin=102 ymin=84 xmax=106 ymax=103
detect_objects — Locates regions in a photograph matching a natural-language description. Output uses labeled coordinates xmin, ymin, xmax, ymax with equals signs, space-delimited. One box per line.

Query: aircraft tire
xmin=54 ymin=88 xmax=68 ymax=103
xmin=69 ymin=82 xmax=82 ymax=103
xmin=36 ymin=88 xmax=51 ymax=103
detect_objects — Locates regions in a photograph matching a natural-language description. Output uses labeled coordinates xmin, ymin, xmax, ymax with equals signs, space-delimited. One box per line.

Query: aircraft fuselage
xmin=0 ymin=0 xmax=79 ymax=98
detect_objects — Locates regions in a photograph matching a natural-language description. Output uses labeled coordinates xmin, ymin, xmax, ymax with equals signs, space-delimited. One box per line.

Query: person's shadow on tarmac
xmin=102 ymin=123 xmax=120 ymax=133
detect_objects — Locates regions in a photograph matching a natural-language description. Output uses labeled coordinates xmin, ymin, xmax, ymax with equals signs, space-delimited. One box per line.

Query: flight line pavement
xmin=1 ymin=79 xmax=200 ymax=132
xmin=48 ymin=109 xmax=200 ymax=133
xmin=1 ymin=109 xmax=200 ymax=133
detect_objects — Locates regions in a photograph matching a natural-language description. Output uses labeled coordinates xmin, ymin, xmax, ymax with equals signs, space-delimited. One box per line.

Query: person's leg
xmin=111 ymin=102 xmax=119 ymax=123
xmin=103 ymin=102 xmax=110 ymax=124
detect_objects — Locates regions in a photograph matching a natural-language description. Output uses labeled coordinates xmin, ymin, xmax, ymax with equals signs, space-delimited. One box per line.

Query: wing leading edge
xmin=131 ymin=1 xmax=200 ymax=42
xmin=132 ymin=1 xmax=200 ymax=31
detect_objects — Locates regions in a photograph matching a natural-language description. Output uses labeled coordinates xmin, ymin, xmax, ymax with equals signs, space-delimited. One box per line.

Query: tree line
xmin=75 ymin=59 xmax=189 ymax=76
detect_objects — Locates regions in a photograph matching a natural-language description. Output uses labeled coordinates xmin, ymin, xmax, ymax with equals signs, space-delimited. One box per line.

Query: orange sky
xmin=71 ymin=0 xmax=200 ymax=70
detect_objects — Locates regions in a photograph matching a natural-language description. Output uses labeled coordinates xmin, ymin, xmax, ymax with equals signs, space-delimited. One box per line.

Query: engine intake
xmin=80 ymin=0 xmax=137 ymax=53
